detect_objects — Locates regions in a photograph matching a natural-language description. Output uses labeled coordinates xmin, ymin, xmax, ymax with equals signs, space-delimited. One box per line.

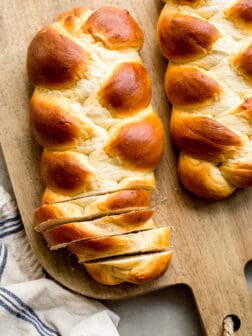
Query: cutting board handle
xmin=190 ymin=264 xmax=252 ymax=336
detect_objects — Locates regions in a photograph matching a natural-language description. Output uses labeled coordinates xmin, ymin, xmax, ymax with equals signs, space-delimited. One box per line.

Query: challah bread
xmin=84 ymin=251 xmax=174 ymax=285
xmin=68 ymin=227 xmax=171 ymax=262
xmin=43 ymin=210 xmax=155 ymax=249
xmin=35 ymin=189 xmax=151 ymax=231
xmin=158 ymin=0 xmax=252 ymax=200
xmin=27 ymin=6 xmax=173 ymax=285
xmin=28 ymin=7 xmax=164 ymax=204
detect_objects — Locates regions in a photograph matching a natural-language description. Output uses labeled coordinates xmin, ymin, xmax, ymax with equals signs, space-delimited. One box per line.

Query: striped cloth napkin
xmin=0 ymin=186 xmax=120 ymax=336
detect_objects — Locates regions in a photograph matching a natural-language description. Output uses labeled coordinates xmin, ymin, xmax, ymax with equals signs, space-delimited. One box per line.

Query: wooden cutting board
xmin=0 ymin=0 xmax=252 ymax=335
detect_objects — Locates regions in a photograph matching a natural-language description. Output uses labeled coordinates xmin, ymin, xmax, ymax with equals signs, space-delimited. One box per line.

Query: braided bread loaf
xmin=158 ymin=0 xmax=252 ymax=200
xmin=27 ymin=7 xmax=173 ymax=285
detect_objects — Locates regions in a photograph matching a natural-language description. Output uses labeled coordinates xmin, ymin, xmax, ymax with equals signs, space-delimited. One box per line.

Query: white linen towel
xmin=0 ymin=186 xmax=120 ymax=336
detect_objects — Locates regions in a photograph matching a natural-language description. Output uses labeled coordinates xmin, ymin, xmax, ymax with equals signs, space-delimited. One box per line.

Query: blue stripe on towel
xmin=0 ymin=218 xmax=22 ymax=230
xmin=0 ymin=242 xmax=8 ymax=280
xmin=0 ymin=299 xmax=48 ymax=336
xmin=0 ymin=224 xmax=23 ymax=238
xmin=0 ymin=214 xmax=21 ymax=226
xmin=0 ymin=288 xmax=59 ymax=336
xmin=0 ymin=215 xmax=23 ymax=238
xmin=0 ymin=214 xmax=23 ymax=238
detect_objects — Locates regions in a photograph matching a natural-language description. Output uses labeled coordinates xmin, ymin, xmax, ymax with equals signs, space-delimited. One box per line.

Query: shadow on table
xmin=245 ymin=260 xmax=252 ymax=295
xmin=104 ymin=284 xmax=203 ymax=336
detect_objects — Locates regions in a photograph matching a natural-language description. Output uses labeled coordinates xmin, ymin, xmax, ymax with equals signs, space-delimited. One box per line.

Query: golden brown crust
xmin=34 ymin=205 xmax=64 ymax=228
xmin=30 ymin=94 xmax=82 ymax=149
xmin=220 ymin=162 xmax=252 ymax=188
xmin=157 ymin=11 xmax=219 ymax=62
xmin=34 ymin=189 xmax=151 ymax=228
xmin=84 ymin=251 xmax=173 ymax=285
xmin=178 ymin=153 xmax=235 ymax=200
xmin=68 ymin=227 xmax=171 ymax=262
xmin=98 ymin=62 xmax=151 ymax=117
xmin=158 ymin=2 xmax=252 ymax=200
xmin=28 ymin=6 xmax=170 ymax=285
xmin=27 ymin=26 xmax=87 ymax=88
xmin=41 ymin=151 xmax=93 ymax=195
xmin=226 ymin=0 xmax=252 ymax=29
xmin=172 ymin=0 xmax=202 ymax=4
xmin=105 ymin=113 xmax=164 ymax=170
xmin=114 ymin=209 xmax=154 ymax=225
xmin=104 ymin=189 xmax=151 ymax=211
xmin=233 ymin=43 xmax=252 ymax=81
xmin=43 ymin=210 xmax=155 ymax=248
xmin=83 ymin=7 xmax=144 ymax=50
xmin=170 ymin=114 xmax=243 ymax=161
xmin=40 ymin=176 xmax=156 ymax=204
xmin=28 ymin=7 xmax=161 ymax=204
xmin=165 ymin=66 xmax=221 ymax=107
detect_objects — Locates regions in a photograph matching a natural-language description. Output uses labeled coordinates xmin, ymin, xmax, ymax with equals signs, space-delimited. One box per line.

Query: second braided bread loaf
xmin=158 ymin=0 xmax=252 ymax=200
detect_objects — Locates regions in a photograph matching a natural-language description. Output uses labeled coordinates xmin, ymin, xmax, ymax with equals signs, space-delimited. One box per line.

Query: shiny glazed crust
xmin=83 ymin=7 xmax=144 ymax=50
xmin=27 ymin=6 xmax=172 ymax=285
xmin=27 ymin=6 xmax=164 ymax=202
xmin=158 ymin=0 xmax=252 ymax=200
xmin=34 ymin=189 xmax=151 ymax=230
xmin=43 ymin=210 xmax=155 ymax=249
xmin=68 ymin=227 xmax=171 ymax=262
xmin=84 ymin=251 xmax=173 ymax=285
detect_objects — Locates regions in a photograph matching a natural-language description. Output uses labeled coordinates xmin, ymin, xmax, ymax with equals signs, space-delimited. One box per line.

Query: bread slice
xmin=43 ymin=209 xmax=154 ymax=249
xmin=34 ymin=190 xmax=151 ymax=232
xmin=68 ymin=227 xmax=171 ymax=262
xmin=84 ymin=250 xmax=173 ymax=285
xmin=35 ymin=189 xmax=151 ymax=232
